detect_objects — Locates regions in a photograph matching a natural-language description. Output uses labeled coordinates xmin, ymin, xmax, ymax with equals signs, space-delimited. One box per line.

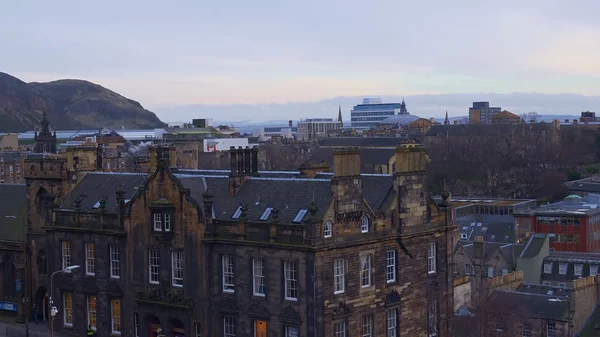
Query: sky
xmin=2 ymin=0 xmax=600 ymax=119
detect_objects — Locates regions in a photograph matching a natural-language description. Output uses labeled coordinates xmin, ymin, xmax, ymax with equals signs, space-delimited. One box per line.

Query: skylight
xmin=260 ymin=208 xmax=273 ymax=221
xmin=92 ymin=201 xmax=101 ymax=209
xmin=292 ymin=209 xmax=308 ymax=223
xmin=231 ymin=206 xmax=242 ymax=219
xmin=124 ymin=199 xmax=131 ymax=204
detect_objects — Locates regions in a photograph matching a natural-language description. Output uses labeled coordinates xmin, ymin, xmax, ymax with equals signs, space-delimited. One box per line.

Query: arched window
xmin=361 ymin=215 xmax=370 ymax=233
xmin=323 ymin=220 xmax=332 ymax=238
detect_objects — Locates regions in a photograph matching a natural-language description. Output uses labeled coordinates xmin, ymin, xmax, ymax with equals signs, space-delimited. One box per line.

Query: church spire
xmin=338 ymin=105 xmax=343 ymax=127
xmin=444 ymin=110 xmax=450 ymax=125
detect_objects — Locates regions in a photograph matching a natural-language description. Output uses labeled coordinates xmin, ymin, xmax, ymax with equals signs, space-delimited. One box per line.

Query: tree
xmin=520 ymin=112 xmax=540 ymax=123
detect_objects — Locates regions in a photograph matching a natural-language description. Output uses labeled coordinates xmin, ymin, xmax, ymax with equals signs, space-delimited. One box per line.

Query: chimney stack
xmin=229 ymin=145 xmax=260 ymax=194
xmin=333 ymin=147 xmax=361 ymax=177
xmin=573 ymin=119 xmax=579 ymax=126
xmin=394 ymin=141 xmax=428 ymax=226
xmin=115 ymin=185 xmax=126 ymax=229
xmin=251 ymin=146 xmax=259 ymax=175
xmin=288 ymin=120 xmax=293 ymax=128
xmin=331 ymin=147 xmax=363 ymax=222
xmin=202 ymin=190 xmax=214 ymax=226
xmin=244 ymin=146 xmax=251 ymax=174
xmin=453 ymin=120 xmax=458 ymax=125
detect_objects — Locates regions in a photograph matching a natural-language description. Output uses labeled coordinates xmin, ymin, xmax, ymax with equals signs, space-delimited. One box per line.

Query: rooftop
xmin=532 ymin=194 xmax=600 ymax=216
xmin=0 ymin=184 xmax=27 ymax=242
xmin=577 ymin=304 xmax=600 ymax=337
xmin=456 ymin=214 xmax=517 ymax=243
xmin=480 ymin=289 xmax=569 ymax=321
xmin=566 ymin=177 xmax=600 ymax=193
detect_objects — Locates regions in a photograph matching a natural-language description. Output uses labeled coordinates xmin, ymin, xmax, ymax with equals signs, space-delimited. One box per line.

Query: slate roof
xmin=308 ymin=147 xmax=395 ymax=167
xmin=480 ymin=290 xmax=569 ymax=321
xmin=520 ymin=234 xmax=548 ymax=258
xmin=58 ymin=172 xmax=147 ymax=214
xmin=577 ymin=304 xmax=600 ymax=337
xmin=530 ymin=194 xmax=600 ymax=216
xmin=318 ymin=137 xmax=405 ymax=148
xmin=566 ymin=177 xmax=600 ymax=194
xmin=456 ymin=214 xmax=516 ymax=243
xmin=0 ymin=151 xmax=21 ymax=162
xmin=455 ymin=241 xmax=524 ymax=270
xmin=542 ymin=251 xmax=600 ymax=282
xmin=0 ymin=184 xmax=26 ymax=242
xmin=517 ymin=283 xmax=571 ymax=298
xmin=424 ymin=123 xmax=558 ymax=137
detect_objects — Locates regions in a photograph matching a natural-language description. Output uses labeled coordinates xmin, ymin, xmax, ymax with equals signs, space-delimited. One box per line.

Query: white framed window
xmin=252 ymin=258 xmax=265 ymax=296
xmin=334 ymin=259 xmax=345 ymax=294
xmin=387 ymin=308 xmax=397 ymax=337
xmin=222 ymin=255 xmax=235 ymax=292
xmin=487 ymin=266 xmax=494 ymax=278
xmin=62 ymin=241 xmax=71 ymax=270
xmin=334 ymin=321 xmax=346 ymax=337
xmin=591 ymin=265 xmax=598 ymax=276
xmin=559 ymin=263 xmax=567 ymax=275
xmin=110 ymin=245 xmax=120 ymax=279
xmin=195 ymin=323 xmax=201 ymax=337
xmin=523 ymin=322 xmax=532 ymax=337
xmin=111 ymin=299 xmax=121 ymax=334
xmin=428 ymin=298 xmax=438 ymax=337
xmin=171 ymin=251 xmax=184 ymax=287
xmin=285 ymin=326 xmax=298 ymax=337
xmin=85 ymin=243 xmax=95 ymax=275
xmin=63 ymin=292 xmax=73 ymax=327
xmin=386 ymin=250 xmax=396 ymax=283
xmin=87 ymin=295 xmax=97 ymax=330
xmin=428 ymin=243 xmax=437 ymax=274
xmin=361 ymin=216 xmax=370 ymax=233
xmin=574 ymin=264 xmax=583 ymax=276
xmin=324 ymin=220 xmax=333 ymax=238
xmin=547 ymin=321 xmax=556 ymax=337
xmin=224 ymin=316 xmax=236 ymax=337
xmin=149 ymin=249 xmax=160 ymax=284
xmin=465 ymin=264 xmax=471 ymax=275
xmin=164 ymin=213 xmax=171 ymax=231
xmin=360 ymin=254 xmax=372 ymax=287
xmin=284 ymin=261 xmax=298 ymax=301
xmin=361 ymin=315 xmax=373 ymax=337
xmin=134 ymin=313 xmax=140 ymax=337
xmin=544 ymin=262 xmax=552 ymax=273
xmin=543 ymin=281 xmax=552 ymax=286
xmin=9 ymin=165 xmax=13 ymax=173
xmin=558 ymin=282 xmax=566 ymax=288
xmin=153 ymin=213 xmax=162 ymax=231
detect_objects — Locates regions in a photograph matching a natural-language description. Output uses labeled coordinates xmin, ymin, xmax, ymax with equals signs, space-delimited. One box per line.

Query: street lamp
xmin=548 ymin=298 xmax=571 ymax=336
xmin=49 ymin=265 xmax=80 ymax=337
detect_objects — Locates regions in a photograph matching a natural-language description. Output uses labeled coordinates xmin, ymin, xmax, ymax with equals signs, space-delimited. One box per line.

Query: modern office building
xmin=468 ymin=102 xmax=502 ymax=124
xmin=297 ymin=118 xmax=341 ymax=141
xmin=350 ymin=97 xmax=408 ymax=130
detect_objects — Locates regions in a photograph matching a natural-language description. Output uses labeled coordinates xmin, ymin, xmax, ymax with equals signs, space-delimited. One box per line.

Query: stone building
xmin=27 ymin=143 xmax=456 ymax=337
xmin=34 ymin=109 xmax=57 ymax=154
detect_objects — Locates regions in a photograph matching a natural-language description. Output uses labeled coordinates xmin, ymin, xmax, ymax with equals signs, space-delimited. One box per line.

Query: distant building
xmin=297 ymin=118 xmax=341 ymax=141
xmin=491 ymin=110 xmax=521 ymax=124
xmin=0 ymin=133 xmax=18 ymax=150
xmin=580 ymin=111 xmax=600 ymax=123
xmin=259 ymin=121 xmax=297 ymax=141
xmin=350 ymin=97 xmax=408 ymax=130
xmin=469 ymin=102 xmax=502 ymax=124
xmin=34 ymin=109 xmax=57 ymax=153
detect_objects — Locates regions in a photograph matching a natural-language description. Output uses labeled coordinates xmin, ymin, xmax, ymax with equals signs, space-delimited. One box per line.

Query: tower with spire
xmin=399 ymin=97 xmax=408 ymax=114
xmin=444 ymin=110 xmax=450 ymax=125
xmin=34 ymin=104 xmax=57 ymax=153
xmin=337 ymin=105 xmax=343 ymax=127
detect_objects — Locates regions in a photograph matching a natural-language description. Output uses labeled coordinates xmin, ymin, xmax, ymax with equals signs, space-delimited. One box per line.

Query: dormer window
xmin=361 ymin=216 xmax=370 ymax=233
xmin=292 ymin=209 xmax=308 ymax=224
xmin=324 ymin=220 xmax=332 ymax=238
xmin=153 ymin=212 xmax=172 ymax=232
xmin=259 ymin=208 xmax=273 ymax=221
xmin=231 ymin=206 xmax=242 ymax=219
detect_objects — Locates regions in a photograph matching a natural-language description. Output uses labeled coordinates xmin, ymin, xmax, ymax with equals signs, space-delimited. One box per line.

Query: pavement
xmin=0 ymin=317 xmax=68 ymax=337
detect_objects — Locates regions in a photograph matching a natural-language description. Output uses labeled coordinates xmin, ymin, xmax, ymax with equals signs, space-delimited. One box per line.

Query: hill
xmin=0 ymin=72 xmax=166 ymax=132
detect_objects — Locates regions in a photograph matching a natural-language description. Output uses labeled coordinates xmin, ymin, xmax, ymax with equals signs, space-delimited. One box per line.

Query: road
xmin=0 ymin=321 xmax=67 ymax=337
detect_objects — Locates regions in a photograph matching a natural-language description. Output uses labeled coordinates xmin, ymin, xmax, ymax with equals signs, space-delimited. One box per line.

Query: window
xmin=9 ymin=165 xmax=13 ymax=173
xmin=360 ymin=254 xmax=372 ymax=287
xmin=153 ymin=213 xmax=162 ymax=231
xmin=428 ymin=298 xmax=438 ymax=337
xmin=87 ymin=295 xmax=97 ymax=330
xmin=231 ymin=206 xmax=242 ymax=219
xmin=559 ymin=263 xmax=567 ymax=275
xmin=502 ymin=268 xmax=508 ymax=275
xmin=558 ymin=283 xmax=566 ymax=288
xmin=574 ymin=264 xmax=583 ymax=276
xmin=386 ymin=250 xmax=396 ymax=283
xmin=63 ymin=292 xmax=73 ymax=326
xmin=361 ymin=216 xmax=370 ymax=233
xmin=465 ymin=264 xmax=471 ymax=275
xmin=324 ymin=220 xmax=333 ymax=238
xmin=149 ymin=249 xmax=160 ymax=284
xmin=195 ymin=323 xmax=201 ymax=337
xmin=387 ymin=309 xmax=398 ymax=337
xmin=544 ymin=262 xmax=552 ymax=273
xmin=224 ymin=316 xmax=236 ymax=337
xmin=259 ymin=208 xmax=272 ymax=221
xmin=543 ymin=281 xmax=552 ymax=286
xmin=284 ymin=261 xmax=298 ymax=300
xmin=547 ymin=321 xmax=556 ymax=337
xmin=428 ymin=243 xmax=437 ymax=274
xmin=591 ymin=265 xmax=598 ymax=276
xmin=110 ymin=245 xmax=120 ymax=279
xmin=62 ymin=241 xmax=71 ymax=270
xmin=85 ymin=243 xmax=95 ymax=275
xmin=487 ymin=266 xmax=494 ymax=278
xmin=164 ymin=213 xmax=171 ymax=231
xmin=523 ymin=322 xmax=532 ymax=337
xmin=134 ymin=313 xmax=140 ymax=337
xmin=334 ymin=321 xmax=347 ymax=337
xmin=334 ymin=259 xmax=345 ymax=294
xmin=111 ymin=299 xmax=121 ymax=334
xmin=222 ymin=255 xmax=235 ymax=292
xmin=361 ymin=315 xmax=373 ymax=337
xmin=171 ymin=251 xmax=184 ymax=287
xmin=252 ymin=258 xmax=265 ymax=296
xmin=293 ymin=209 xmax=308 ymax=223
xmin=285 ymin=326 xmax=298 ymax=337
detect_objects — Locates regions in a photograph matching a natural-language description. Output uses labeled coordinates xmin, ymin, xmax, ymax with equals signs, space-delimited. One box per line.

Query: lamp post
xmin=49 ymin=265 xmax=80 ymax=337
xmin=548 ymin=298 xmax=571 ymax=336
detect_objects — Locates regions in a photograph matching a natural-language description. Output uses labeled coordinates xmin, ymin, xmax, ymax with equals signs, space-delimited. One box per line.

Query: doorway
xmin=254 ymin=320 xmax=267 ymax=337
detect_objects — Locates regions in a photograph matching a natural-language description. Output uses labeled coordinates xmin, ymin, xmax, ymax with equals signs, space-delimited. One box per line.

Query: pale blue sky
xmin=2 ymin=0 xmax=599 ymax=110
